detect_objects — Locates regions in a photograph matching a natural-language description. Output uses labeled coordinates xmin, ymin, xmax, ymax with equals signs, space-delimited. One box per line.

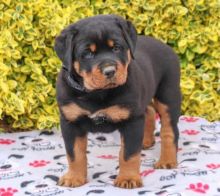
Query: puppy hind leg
xmin=143 ymin=105 xmax=156 ymax=149
xmin=153 ymin=98 xmax=180 ymax=169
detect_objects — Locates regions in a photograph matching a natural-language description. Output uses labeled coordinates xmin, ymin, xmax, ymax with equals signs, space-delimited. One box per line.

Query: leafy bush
xmin=0 ymin=0 xmax=219 ymax=131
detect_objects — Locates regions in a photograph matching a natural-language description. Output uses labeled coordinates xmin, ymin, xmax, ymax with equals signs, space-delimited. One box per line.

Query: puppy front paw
xmin=89 ymin=112 xmax=110 ymax=125
xmin=114 ymin=175 xmax=143 ymax=189
xmin=142 ymin=139 xmax=155 ymax=149
xmin=58 ymin=172 xmax=87 ymax=187
xmin=154 ymin=160 xmax=177 ymax=169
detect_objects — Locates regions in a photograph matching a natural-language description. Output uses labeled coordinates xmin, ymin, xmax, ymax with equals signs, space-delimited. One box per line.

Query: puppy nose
xmin=103 ymin=66 xmax=116 ymax=78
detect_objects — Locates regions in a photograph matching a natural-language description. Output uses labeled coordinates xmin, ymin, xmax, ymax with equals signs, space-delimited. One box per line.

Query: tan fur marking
xmin=154 ymin=100 xmax=177 ymax=169
xmin=143 ymin=106 xmax=156 ymax=149
xmin=58 ymin=136 xmax=87 ymax=187
xmin=114 ymin=138 xmax=142 ymax=188
xmin=127 ymin=50 xmax=131 ymax=64
xmin=81 ymin=65 xmax=104 ymax=90
xmin=61 ymin=103 xmax=91 ymax=122
xmin=107 ymin=39 xmax=114 ymax=47
xmin=115 ymin=62 xmax=128 ymax=86
xmin=79 ymin=50 xmax=131 ymax=91
xmin=112 ymin=50 xmax=131 ymax=88
xmin=93 ymin=105 xmax=130 ymax=122
xmin=73 ymin=61 xmax=80 ymax=74
xmin=89 ymin=43 xmax=96 ymax=52
xmin=82 ymin=63 xmax=128 ymax=90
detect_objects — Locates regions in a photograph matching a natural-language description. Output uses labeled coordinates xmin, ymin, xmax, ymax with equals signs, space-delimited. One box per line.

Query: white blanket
xmin=0 ymin=116 xmax=220 ymax=196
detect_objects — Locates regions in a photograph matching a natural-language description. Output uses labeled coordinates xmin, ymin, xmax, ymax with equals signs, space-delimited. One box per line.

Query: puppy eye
xmin=82 ymin=50 xmax=95 ymax=59
xmin=112 ymin=45 xmax=121 ymax=53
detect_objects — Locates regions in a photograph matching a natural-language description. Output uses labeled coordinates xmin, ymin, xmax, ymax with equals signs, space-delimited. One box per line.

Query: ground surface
xmin=0 ymin=116 xmax=220 ymax=196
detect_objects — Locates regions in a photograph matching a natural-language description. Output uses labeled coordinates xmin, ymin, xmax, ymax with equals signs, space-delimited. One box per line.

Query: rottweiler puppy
xmin=54 ymin=14 xmax=181 ymax=189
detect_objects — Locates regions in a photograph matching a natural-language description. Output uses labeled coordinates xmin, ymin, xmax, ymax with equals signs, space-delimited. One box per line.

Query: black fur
xmin=55 ymin=14 xmax=181 ymax=161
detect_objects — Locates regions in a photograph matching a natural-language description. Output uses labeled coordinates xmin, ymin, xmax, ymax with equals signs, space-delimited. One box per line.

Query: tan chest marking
xmin=61 ymin=103 xmax=91 ymax=122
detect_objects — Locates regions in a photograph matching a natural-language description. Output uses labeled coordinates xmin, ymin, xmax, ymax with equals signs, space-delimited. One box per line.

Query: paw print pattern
xmin=181 ymin=129 xmax=200 ymax=135
xmin=178 ymin=148 xmax=183 ymax=152
xmin=97 ymin=155 xmax=118 ymax=159
xmin=206 ymin=163 xmax=220 ymax=169
xmin=29 ymin=160 xmax=50 ymax=167
xmin=180 ymin=117 xmax=199 ymax=122
xmin=0 ymin=188 xmax=18 ymax=196
xmin=0 ymin=139 xmax=15 ymax=145
xmin=187 ymin=182 xmax=209 ymax=194
xmin=155 ymin=113 xmax=160 ymax=121
xmin=140 ymin=169 xmax=155 ymax=177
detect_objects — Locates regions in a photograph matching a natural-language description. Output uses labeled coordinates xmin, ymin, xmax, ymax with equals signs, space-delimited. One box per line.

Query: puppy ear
xmin=54 ymin=25 xmax=78 ymax=70
xmin=116 ymin=19 xmax=137 ymax=59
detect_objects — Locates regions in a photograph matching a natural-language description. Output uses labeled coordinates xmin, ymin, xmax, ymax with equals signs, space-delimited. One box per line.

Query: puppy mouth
xmin=94 ymin=77 xmax=119 ymax=89
xmin=103 ymin=82 xmax=118 ymax=89
xmin=84 ymin=77 xmax=125 ymax=91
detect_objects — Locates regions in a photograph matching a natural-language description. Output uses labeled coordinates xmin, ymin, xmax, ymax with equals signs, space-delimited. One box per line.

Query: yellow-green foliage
xmin=0 ymin=0 xmax=219 ymax=130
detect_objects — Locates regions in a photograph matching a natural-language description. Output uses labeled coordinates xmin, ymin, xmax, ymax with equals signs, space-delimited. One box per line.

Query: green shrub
xmin=0 ymin=0 xmax=219 ymax=131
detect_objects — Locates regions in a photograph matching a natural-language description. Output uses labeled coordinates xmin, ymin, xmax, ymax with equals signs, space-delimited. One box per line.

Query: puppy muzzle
xmin=100 ymin=60 xmax=117 ymax=79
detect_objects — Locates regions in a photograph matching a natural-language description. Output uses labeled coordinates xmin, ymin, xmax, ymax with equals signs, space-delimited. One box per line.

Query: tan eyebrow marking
xmin=61 ymin=103 xmax=91 ymax=122
xmin=89 ymin=44 xmax=96 ymax=52
xmin=107 ymin=39 xmax=114 ymax=47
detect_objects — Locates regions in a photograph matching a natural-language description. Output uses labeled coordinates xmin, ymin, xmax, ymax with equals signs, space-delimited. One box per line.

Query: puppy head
xmin=54 ymin=15 xmax=137 ymax=91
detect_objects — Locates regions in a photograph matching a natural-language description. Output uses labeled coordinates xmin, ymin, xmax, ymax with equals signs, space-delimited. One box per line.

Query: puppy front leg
xmin=115 ymin=116 xmax=145 ymax=189
xmin=58 ymin=117 xmax=87 ymax=187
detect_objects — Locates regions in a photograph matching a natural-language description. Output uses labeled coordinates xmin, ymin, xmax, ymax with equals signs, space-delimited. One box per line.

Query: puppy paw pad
xmin=114 ymin=176 xmax=143 ymax=189
xmin=58 ymin=173 xmax=86 ymax=188
xmin=142 ymin=140 xmax=155 ymax=149
xmin=154 ymin=161 xmax=177 ymax=169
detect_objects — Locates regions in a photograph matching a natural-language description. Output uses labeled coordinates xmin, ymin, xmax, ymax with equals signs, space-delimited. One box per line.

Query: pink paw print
xmin=181 ymin=117 xmax=199 ymax=122
xmin=0 ymin=188 xmax=18 ymax=196
xmin=155 ymin=113 xmax=160 ymax=121
xmin=0 ymin=139 xmax=15 ymax=145
xmin=187 ymin=182 xmax=209 ymax=194
xmin=206 ymin=163 xmax=220 ymax=169
xmin=29 ymin=160 xmax=50 ymax=167
xmin=97 ymin=155 xmax=118 ymax=159
xmin=140 ymin=169 xmax=155 ymax=177
xmin=178 ymin=147 xmax=183 ymax=152
xmin=181 ymin=129 xmax=200 ymax=135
